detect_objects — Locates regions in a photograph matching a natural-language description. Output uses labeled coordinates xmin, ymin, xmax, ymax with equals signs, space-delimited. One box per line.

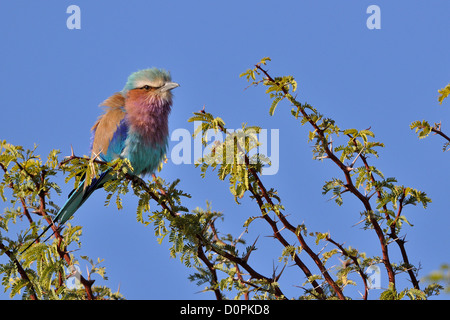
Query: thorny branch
xmin=204 ymin=111 xmax=345 ymax=298
xmin=352 ymin=145 xmax=420 ymax=290
xmin=0 ymin=241 xmax=38 ymax=300
xmin=1 ymin=158 xmax=96 ymax=299
xmin=248 ymin=163 xmax=345 ymax=299
xmin=123 ymin=171 xmax=287 ymax=299
xmin=325 ymin=236 xmax=369 ymax=300
xmin=255 ymin=64 xmax=398 ymax=289
xmin=196 ymin=241 xmax=222 ymax=300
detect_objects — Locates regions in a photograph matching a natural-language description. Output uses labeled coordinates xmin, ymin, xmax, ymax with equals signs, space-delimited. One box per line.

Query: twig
xmin=243 ymin=132 xmax=345 ymax=299
xmin=348 ymin=135 xmax=419 ymax=290
xmin=247 ymin=186 xmax=324 ymax=298
xmin=196 ymin=242 xmax=222 ymax=300
xmin=257 ymin=63 xmax=396 ymax=289
xmin=431 ymin=125 xmax=450 ymax=143
xmin=0 ymin=242 xmax=38 ymax=300
xmin=59 ymin=154 xmax=107 ymax=168
xmin=125 ymin=173 xmax=287 ymax=299
xmin=326 ymin=236 xmax=369 ymax=300
xmin=216 ymin=116 xmax=333 ymax=298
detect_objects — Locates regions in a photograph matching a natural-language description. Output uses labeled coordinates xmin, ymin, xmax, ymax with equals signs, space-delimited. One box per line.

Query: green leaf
xmin=410 ymin=120 xmax=432 ymax=139
xmin=438 ymin=84 xmax=450 ymax=104
xmin=269 ymin=96 xmax=283 ymax=116
xmin=259 ymin=57 xmax=271 ymax=65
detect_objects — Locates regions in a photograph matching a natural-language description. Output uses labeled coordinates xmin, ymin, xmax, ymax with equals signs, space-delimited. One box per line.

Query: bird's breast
xmin=122 ymin=94 xmax=171 ymax=175
xmin=125 ymin=95 xmax=171 ymax=146
xmin=122 ymin=129 xmax=168 ymax=176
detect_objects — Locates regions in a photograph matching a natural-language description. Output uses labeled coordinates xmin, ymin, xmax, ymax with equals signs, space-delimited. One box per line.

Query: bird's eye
xmin=142 ymin=85 xmax=151 ymax=90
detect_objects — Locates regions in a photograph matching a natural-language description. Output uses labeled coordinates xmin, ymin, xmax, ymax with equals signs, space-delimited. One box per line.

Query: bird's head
xmin=121 ymin=68 xmax=179 ymax=104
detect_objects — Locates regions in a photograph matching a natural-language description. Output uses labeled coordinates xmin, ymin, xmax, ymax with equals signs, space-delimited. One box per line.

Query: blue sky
xmin=1 ymin=1 xmax=449 ymax=299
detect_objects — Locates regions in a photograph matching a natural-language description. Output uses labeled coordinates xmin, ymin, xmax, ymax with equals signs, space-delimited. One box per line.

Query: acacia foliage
xmin=0 ymin=58 xmax=446 ymax=299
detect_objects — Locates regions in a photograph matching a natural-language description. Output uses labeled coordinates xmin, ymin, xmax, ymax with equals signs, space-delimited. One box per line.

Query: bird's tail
xmin=56 ymin=169 xmax=113 ymax=226
xmin=20 ymin=169 xmax=113 ymax=254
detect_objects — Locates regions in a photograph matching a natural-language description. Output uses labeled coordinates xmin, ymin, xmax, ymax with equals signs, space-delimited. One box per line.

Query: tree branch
xmin=248 ymin=166 xmax=345 ymax=299
xmin=325 ymin=236 xmax=369 ymax=300
xmin=431 ymin=124 xmax=450 ymax=143
xmin=351 ymin=140 xmax=420 ymax=290
xmin=247 ymin=185 xmax=326 ymax=298
xmin=0 ymin=241 xmax=38 ymax=300
xmin=256 ymin=64 xmax=397 ymax=289
xmin=196 ymin=241 xmax=222 ymax=300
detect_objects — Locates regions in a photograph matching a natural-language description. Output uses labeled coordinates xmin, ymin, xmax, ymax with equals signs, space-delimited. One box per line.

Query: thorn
xmin=274 ymin=226 xmax=286 ymax=234
xmin=272 ymin=261 xmax=277 ymax=279
xmin=352 ymin=218 xmax=366 ymax=227
xmin=242 ymin=236 xmax=259 ymax=262
xmin=91 ymin=148 xmax=103 ymax=161
xmin=274 ymin=263 xmax=287 ymax=282
xmin=349 ymin=145 xmax=366 ymax=168
xmin=64 ymin=145 xmax=75 ymax=160
xmin=367 ymin=190 xmax=377 ymax=200
xmin=339 ymin=257 xmax=354 ymax=268
xmin=86 ymin=265 xmax=91 ymax=281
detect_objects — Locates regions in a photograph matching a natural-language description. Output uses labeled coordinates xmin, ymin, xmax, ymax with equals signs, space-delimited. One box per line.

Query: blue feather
xmin=101 ymin=118 xmax=128 ymax=162
xmin=122 ymin=128 xmax=167 ymax=175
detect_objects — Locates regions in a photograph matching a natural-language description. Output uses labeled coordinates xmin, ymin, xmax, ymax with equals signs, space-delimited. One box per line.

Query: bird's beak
xmin=159 ymin=82 xmax=180 ymax=92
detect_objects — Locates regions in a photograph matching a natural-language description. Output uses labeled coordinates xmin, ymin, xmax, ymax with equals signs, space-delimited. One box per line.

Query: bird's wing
xmin=21 ymin=94 xmax=127 ymax=255
xmin=90 ymin=93 xmax=128 ymax=162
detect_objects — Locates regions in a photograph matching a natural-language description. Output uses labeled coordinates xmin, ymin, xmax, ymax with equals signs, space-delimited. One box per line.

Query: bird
xmin=21 ymin=68 xmax=179 ymax=253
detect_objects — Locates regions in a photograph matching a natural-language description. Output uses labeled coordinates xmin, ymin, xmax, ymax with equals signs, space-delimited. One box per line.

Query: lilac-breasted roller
xmin=22 ymin=68 xmax=179 ymax=253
